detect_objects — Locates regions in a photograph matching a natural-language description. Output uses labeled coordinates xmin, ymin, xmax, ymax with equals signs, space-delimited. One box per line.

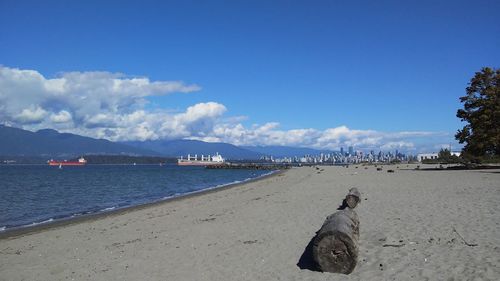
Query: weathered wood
xmin=346 ymin=188 xmax=361 ymax=209
xmin=345 ymin=195 xmax=359 ymax=209
xmin=312 ymin=208 xmax=360 ymax=274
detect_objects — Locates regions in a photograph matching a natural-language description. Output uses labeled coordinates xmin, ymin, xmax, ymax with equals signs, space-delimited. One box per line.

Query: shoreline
xmin=0 ymin=169 xmax=283 ymax=240
xmin=1 ymin=165 xmax=499 ymax=280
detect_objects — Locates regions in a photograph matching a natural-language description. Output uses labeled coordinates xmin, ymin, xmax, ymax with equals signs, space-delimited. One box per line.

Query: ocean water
xmin=0 ymin=164 xmax=273 ymax=231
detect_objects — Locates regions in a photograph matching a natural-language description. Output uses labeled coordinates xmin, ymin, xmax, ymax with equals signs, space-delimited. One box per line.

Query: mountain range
xmin=0 ymin=125 xmax=334 ymax=159
xmin=122 ymin=140 xmax=261 ymax=160
xmin=0 ymin=125 xmax=155 ymax=157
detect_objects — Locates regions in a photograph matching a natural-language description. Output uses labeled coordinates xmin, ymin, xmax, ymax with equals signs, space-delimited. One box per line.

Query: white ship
xmin=177 ymin=153 xmax=225 ymax=166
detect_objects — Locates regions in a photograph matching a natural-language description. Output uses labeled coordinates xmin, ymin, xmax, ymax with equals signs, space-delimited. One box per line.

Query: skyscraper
xmin=348 ymin=146 xmax=354 ymax=156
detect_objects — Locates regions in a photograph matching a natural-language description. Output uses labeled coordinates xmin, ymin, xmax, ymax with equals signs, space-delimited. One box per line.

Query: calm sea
xmin=0 ymin=164 xmax=273 ymax=231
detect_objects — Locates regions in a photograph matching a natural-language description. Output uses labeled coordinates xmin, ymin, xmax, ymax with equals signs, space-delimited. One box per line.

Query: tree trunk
xmin=312 ymin=208 xmax=359 ymax=274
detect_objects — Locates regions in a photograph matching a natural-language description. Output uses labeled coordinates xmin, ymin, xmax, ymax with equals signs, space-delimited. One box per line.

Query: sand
xmin=1 ymin=165 xmax=499 ymax=281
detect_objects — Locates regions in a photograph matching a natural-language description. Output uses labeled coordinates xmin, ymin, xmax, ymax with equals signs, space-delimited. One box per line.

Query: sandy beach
xmin=1 ymin=165 xmax=499 ymax=280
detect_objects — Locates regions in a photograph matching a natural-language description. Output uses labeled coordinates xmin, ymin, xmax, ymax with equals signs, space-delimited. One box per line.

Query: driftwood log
xmin=312 ymin=208 xmax=360 ymax=274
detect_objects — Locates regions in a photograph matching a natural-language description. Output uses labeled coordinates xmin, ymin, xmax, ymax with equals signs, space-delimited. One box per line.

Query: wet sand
xmin=1 ymin=165 xmax=499 ymax=280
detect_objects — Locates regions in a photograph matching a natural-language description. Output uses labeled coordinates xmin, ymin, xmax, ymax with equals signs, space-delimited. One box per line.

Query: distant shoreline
xmin=0 ymin=155 xmax=178 ymax=165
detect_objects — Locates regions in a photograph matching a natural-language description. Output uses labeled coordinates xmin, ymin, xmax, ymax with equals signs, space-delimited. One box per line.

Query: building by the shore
xmin=417 ymin=153 xmax=438 ymax=162
xmin=417 ymin=151 xmax=461 ymax=162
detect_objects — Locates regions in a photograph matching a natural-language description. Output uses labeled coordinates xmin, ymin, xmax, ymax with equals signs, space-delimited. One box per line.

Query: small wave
xmin=261 ymin=170 xmax=277 ymax=177
xmin=0 ymin=226 xmax=6 ymax=232
xmin=101 ymin=206 xmax=116 ymax=212
xmin=70 ymin=212 xmax=84 ymax=218
xmin=215 ymin=180 xmax=242 ymax=188
xmin=180 ymin=171 xmax=276 ymax=197
xmin=209 ymin=171 xmax=277 ymax=191
xmin=30 ymin=218 xmax=54 ymax=226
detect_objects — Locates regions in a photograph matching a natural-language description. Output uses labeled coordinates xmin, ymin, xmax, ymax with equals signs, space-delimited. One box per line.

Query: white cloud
xmin=209 ymin=122 xmax=424 ymax=151
xmin=433 ymin=143 xmax=453 ymax=150
xmin=0 ymin=65 xmax=457 ymax=152
xmin=15 ymin=106 xmax=48 ymax=124
xmin=50 ymin=110 xmax=72 ymax=123
xmin=0 ymin=66 xmax=200 ymax=129
xmin=380 ymin=141 xmax=415 ymax=150
xmin=315 ymin=126 xmax=380 ymax=149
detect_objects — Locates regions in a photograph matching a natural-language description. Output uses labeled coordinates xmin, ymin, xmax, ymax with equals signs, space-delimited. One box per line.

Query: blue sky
xmin=1 ymin=0 xmax=499 ymax=152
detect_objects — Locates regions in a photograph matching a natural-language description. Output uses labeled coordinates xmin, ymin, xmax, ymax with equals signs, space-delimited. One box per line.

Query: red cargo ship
xmin=48 ymin=157 xmax=87 ymax=166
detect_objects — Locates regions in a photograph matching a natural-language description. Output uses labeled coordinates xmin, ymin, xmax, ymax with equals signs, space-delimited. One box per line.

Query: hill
xmin=0 ymin=125 xmax=337 ymax=161
xmin=123 ymin=139 xmax=262 ymax=160
xmin=0 ymin=125 xmax=156 ymax=157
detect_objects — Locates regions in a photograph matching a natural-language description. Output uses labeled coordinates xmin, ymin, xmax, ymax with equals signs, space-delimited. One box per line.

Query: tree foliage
xmin=455 ymin=67 xmax=500 ymax=159
xmin=438 ymin=148 xmax=451 ymax=159
xmin=438 ymin=148 xmax=461 ymax=163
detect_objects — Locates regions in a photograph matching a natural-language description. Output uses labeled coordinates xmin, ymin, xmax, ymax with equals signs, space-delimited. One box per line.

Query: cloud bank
xmin=0 ymin=66 xmax=453 ymax=152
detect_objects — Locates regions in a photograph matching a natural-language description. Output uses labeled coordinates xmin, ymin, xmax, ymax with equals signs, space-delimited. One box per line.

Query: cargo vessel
xmin=48 ymin=157 xmax=87 ymax=166
xmin=177 ymin=153 xmax=225 ymax=166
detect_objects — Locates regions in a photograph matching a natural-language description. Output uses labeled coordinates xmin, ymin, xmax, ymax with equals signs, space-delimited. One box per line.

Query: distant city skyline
xmin=1 ymin=1 xmax=499 ymax=153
